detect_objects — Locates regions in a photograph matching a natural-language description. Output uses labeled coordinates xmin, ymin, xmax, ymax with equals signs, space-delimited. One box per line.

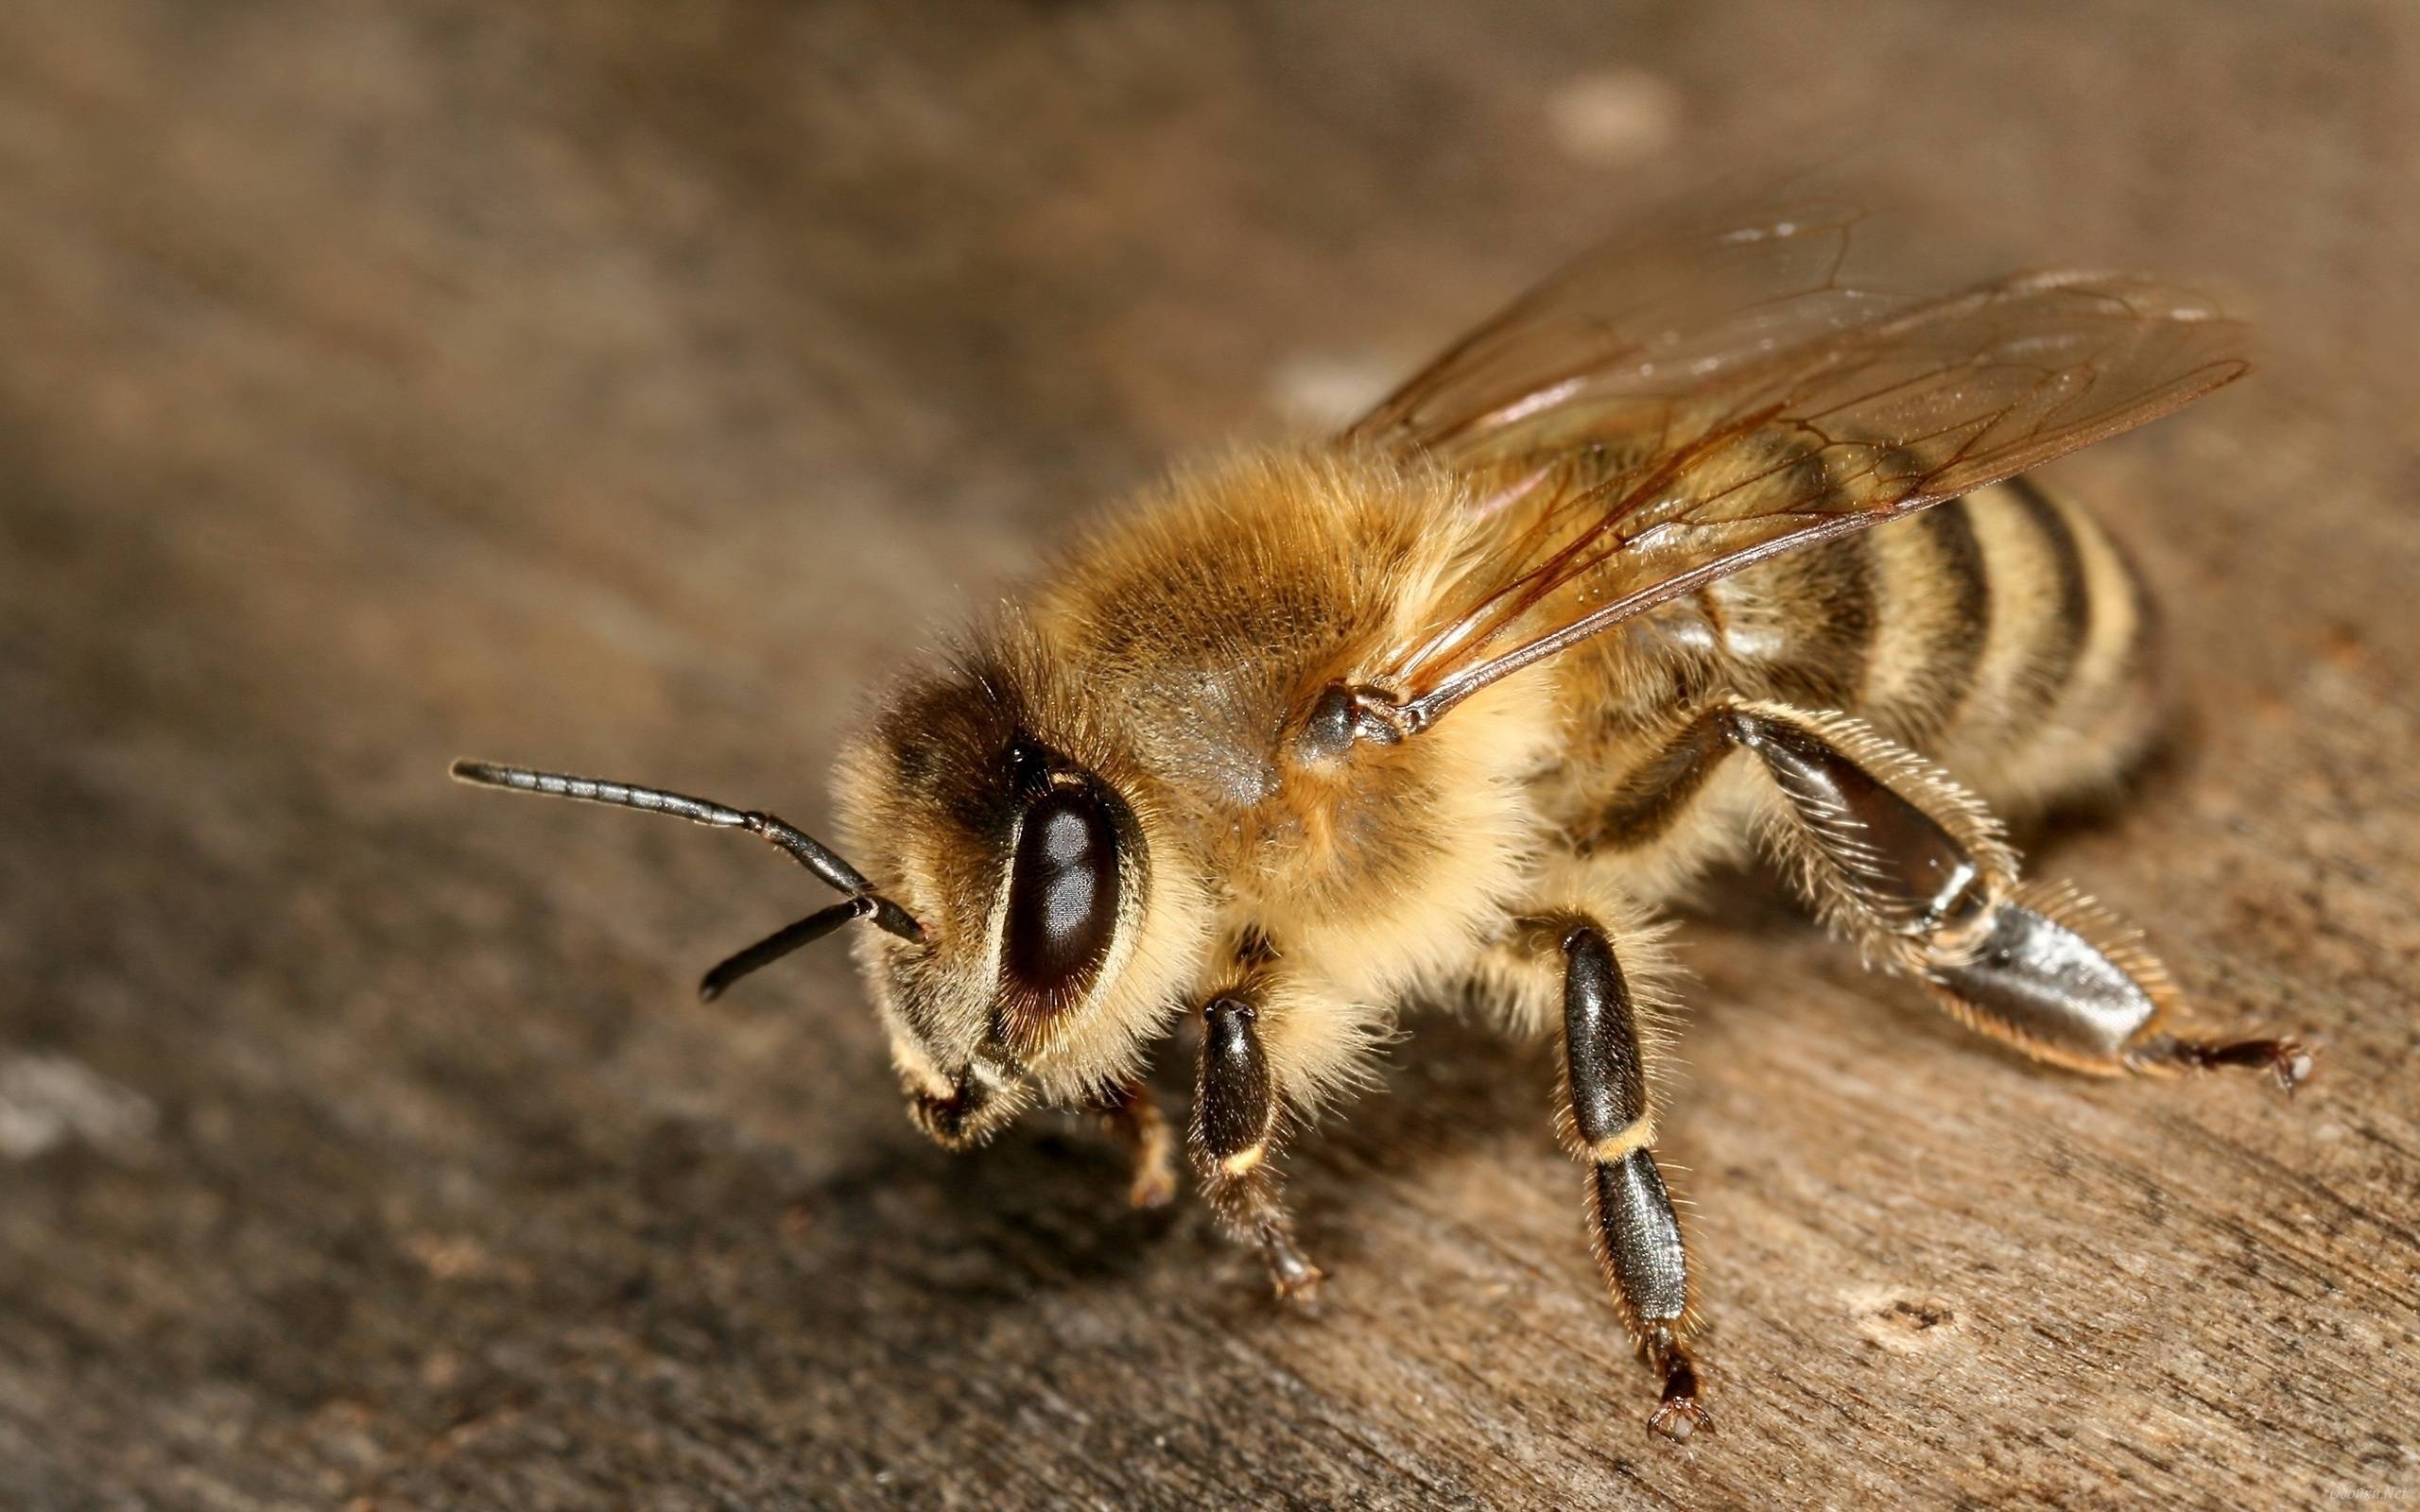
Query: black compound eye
xmin=1004 ymin=783 xmax=1119 ymax=996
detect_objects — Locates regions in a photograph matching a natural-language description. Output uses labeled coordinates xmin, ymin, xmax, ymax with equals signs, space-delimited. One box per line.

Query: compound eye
xmin=1003 ymin=783 xmax=1119 ymax=997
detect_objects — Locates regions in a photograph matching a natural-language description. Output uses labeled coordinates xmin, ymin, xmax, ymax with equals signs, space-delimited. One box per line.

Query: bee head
xmin=835 ymin=640 xmax=1206 ymax=1148
xmin=449 ymin=631 xmax=1206 ymax=1155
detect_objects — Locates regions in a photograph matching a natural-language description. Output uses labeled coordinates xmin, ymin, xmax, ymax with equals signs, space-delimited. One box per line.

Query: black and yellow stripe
xmin=1555 ymin=475 xmax=2165 ymax=863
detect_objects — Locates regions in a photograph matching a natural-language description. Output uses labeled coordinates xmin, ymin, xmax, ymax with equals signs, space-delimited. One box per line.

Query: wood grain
xmin=1 ymin=4 xmax=2412 ymax=1508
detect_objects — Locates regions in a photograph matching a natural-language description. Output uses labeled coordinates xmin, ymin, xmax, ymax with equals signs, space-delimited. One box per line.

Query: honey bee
xmin=453 ymin=199 xmax=2309 ymax=1438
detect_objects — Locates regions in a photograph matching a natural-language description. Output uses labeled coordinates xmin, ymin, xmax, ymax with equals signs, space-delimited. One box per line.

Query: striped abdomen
xmin=1548 ymin=477 xmax=2165 ymax=875
xmin=1850 ymin=477 xmax=2164 ymax=811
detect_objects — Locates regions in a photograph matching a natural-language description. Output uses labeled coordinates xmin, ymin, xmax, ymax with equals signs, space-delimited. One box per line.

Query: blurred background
xmin=1 ymin=4 xmax=2411 ymax=1508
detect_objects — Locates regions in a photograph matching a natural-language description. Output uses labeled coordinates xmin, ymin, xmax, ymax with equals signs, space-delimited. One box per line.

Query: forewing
xmin=1351 ymin=199 xmax=1913 ymax=460
xmin=1365 ymin=267 xmax=2249 ymax=725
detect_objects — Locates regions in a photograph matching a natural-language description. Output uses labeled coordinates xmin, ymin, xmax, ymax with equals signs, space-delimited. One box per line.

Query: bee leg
xmin=1719 ymin=700 xmax=2310 ymax=1091
xmin=1924 ymin=892 xmax=2314 ymax=1091
xmin=1089 ymin=1079 xmax=1178 ymax=1210
xmin=1189 ymin=995 xmax=1323 ymax=1298
xmin=1556 ymin=919 xmax=1707 ymax=1439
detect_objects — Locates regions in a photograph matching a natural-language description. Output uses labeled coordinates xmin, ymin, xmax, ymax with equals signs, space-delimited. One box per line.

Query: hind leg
xmin=1605 ymin=697 xmax=2308 ymax=1087
xmin=1726 ymin=698 xmax=2308 ymax=1086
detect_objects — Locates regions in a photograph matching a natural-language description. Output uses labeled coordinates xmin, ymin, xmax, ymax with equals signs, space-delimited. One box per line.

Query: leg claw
xmin=2269 ymin=1040 xmax=2317 ymax=1096
xmin=1647 ymin=1339 xmax=1709 ymax=1441
xmin=1648 ymin=1394 xmax=1711 ymax=1442
xmin=2155 ymin=1035 xmax=2315 ymax=1096
xmin=1266 ymin=1234 xmax=1325 ymax=1301
xmin=1127 ymin=1159 xmax=1179 ymax=1211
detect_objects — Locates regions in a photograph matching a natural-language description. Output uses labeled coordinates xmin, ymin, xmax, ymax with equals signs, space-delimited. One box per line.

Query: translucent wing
xmin=1351 ymin=199 xmax=1904 ymax=458
xmin=1344 ymin=215 xmax=2249 ymax=730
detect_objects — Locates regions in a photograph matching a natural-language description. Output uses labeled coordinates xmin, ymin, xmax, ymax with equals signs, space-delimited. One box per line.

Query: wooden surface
xmin=3 ymin=4 xmax=2414 ymax=1508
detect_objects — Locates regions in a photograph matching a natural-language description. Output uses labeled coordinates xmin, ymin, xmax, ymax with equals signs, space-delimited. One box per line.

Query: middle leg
xmin=1544 ymin=914 xmax=1707 ymax=1439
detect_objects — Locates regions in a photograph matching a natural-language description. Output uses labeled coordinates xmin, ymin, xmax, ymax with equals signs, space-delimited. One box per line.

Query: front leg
xmin=1088 ymin=1079 xmax=1178 ymax=1211
xmin=1189 ymin=996 xmax=1323 ymax=1298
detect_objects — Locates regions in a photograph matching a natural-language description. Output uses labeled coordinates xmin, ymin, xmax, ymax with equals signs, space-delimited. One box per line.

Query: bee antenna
xmin=447 ymin=760 xmax=924 ymax=944
xmin=697 ymin=898 xmax=876 ymax=1002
